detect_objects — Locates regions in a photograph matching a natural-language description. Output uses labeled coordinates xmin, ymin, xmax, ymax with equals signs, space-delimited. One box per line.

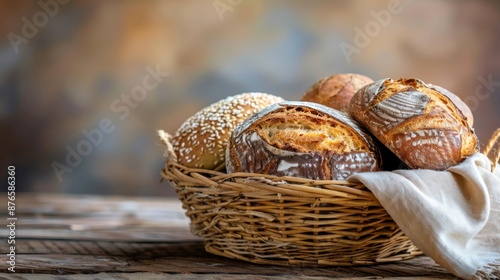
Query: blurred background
xmin=1 ymin=0 xmax=499 ymax=197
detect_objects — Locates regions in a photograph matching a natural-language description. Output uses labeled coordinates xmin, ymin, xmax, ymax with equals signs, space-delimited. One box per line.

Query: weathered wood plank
xmin=0 ymin=194 xmax=191 ymax=231
xmin=0 ymin=273 xmax=459 ymax=280
xmin=0 ymin=193 xmax=199 ymax=243
xmin=0 ymin=194 xmax=184 ymax=214
xmin=0 ymin=241 xmax=454 ymax=278
xmin=0 ymin=228 xmax=201 ymax=242
xmin=0 ymin=253 xmax=455 ymax=277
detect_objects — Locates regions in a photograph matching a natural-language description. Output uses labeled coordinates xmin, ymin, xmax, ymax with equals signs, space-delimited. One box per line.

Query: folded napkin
xmin=349 ymin=153 xmax=500 ymax=279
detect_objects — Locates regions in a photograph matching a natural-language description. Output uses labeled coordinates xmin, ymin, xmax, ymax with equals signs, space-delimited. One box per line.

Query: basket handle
xmin=158 ymin=130 xmax=177 ymax=164
xmin=483 ymin=128 xmax=500 ymax=172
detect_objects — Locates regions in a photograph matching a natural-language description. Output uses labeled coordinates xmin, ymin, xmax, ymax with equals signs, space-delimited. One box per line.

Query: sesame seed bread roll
xmin=349 ymin=78 xmax=478 ymax=170
xmin=172 ymin=93 xmax=284 ymax=170
xmin=226 ymin=101 xmax=381 ymax=180
xmin=301 ymin=73 xmax=373 ymax=112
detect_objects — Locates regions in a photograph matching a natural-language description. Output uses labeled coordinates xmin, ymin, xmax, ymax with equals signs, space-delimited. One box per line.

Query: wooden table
xmin=0 ymin=194 xmax=458 ymax=279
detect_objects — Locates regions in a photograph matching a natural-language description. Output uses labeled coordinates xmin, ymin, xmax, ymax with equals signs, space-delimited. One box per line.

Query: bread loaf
xmin=172 ymin=92 xmax=284 ymax=170
xmin=226 ymin=101 xmax=381 ymax=180
xmin=301 ymin=73 xmax=373 ymax=112
xmin=349 ymin=78 xmax=478 ymax=170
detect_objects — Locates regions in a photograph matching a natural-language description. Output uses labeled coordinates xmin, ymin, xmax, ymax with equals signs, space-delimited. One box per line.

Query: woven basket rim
xmin=163 ymin=160 xmax=378 ymax=200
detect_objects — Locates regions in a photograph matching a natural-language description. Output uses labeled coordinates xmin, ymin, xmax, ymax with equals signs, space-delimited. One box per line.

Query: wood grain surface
xmin=0 ymin=194 xmax=458 ymax=279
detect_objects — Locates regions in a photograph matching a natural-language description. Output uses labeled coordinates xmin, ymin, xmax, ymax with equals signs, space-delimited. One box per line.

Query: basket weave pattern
xmin=160 ymin=128 xmax=500 ymax=266
xmin=164 ymin=160 xmax=422 ymax=266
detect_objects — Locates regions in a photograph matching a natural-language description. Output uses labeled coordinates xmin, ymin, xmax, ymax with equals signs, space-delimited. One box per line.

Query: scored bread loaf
xmin=301 ymin=73 xmax=373 ymax=112
xmin=226 ymin=101 xmax=381 ymax=180
xmin=172 ymin=92 xmax=284 ymax=170
xmin=349 ymin=78 xmax=478 ymax=170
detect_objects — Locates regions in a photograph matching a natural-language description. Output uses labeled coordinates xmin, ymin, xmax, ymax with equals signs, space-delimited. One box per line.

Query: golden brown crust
xmin=226 ymin=101 xmax=381 ymax=180
xmin=427 ymin=84 xmax=474 ymax=127
xmin=172 ymin=92 xmax=284 ymax=170
xmin=301 ymin=73 xmax=373 ymax=112
xmin=349 ymin=78 xmax=478 ymax=170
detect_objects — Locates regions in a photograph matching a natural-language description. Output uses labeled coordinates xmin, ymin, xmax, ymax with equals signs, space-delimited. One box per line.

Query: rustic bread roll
xmin=226 ymin=101 xmax=381 ymax=180
xmin=301 ymin=73 xmax=373 ymax=112
xmin=172 ymin=92 xmax=284 ymax=170
xmin=349 ymin=78 xmax=478 ymax=170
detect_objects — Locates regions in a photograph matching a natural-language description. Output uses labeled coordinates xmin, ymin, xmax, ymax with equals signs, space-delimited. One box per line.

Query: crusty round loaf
xmin=172 ymin=92 xmax=284 ymax=170
xmin=349 ymin=78 xmax=478 ymax=170
xmin=301 ymin=73 xmax=373 ymax=112
xmin=226 ymin=101 xmax=381 ymax=180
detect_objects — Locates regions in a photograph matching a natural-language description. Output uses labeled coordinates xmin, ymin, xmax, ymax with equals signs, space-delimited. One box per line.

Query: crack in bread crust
xmin=227 ymin=101 xmax=381 ymax=180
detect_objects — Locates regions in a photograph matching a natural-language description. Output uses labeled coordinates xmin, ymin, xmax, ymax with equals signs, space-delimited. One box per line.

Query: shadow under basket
xmin=158 ymin=129 xmax=500 ymax=266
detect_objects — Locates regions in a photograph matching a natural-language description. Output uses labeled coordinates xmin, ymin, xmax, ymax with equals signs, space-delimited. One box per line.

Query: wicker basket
xmin=159 ymin=129 xmax=500 ymax=266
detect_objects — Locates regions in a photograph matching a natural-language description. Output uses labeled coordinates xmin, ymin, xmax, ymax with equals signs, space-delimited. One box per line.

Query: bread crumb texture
xmin=227 ymin=102 xmax=381 ymax=180
xmin=256 ymin=106 xmax=365 ymax=154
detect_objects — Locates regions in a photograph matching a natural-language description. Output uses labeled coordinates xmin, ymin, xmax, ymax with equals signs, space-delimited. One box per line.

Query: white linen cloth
xmin=349 ymin=153 xmax=500 ymax=279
